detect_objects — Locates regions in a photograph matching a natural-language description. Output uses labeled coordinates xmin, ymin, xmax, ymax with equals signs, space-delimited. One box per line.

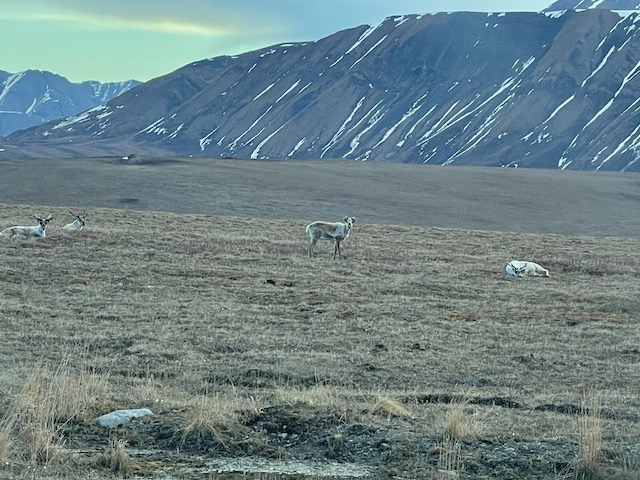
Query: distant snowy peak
xmin=0 ymin=69 xmax=140 ymax=137
xmin=544 ymin=0 xmax=640 ymax=11
xmin=83 ymin=79 xmax=141 ymax=103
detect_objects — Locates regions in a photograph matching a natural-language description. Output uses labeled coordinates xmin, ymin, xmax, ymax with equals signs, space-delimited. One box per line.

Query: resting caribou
xmin=506 ymin=260 xmax=550 ymax=278
xmin=63 ymin=211 xmax=88 ymax=231
xmin=0 ymin=215 xmax=54 ymax=239
xmin=305 ymin=216 xmax=356 ymax=260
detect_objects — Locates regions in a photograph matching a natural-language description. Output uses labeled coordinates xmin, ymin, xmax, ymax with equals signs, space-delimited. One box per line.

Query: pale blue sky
xmin=1 ymin=1 xmax=553 ymax=83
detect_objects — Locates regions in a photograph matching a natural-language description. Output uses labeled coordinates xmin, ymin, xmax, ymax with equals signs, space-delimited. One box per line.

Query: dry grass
xmin=575 ymin=395 xmax=604 ymax=480
xmin=432 ymin=397 xmax=485 ymax=479
xmin=274 ymin=384 xmax=345 ymax=410
xmin=436 ymin=439 xmax=463 ymax=480
xmin=442 ymin=397 xmax=484 ymax=441
xmin=373 ymin=396 xmax=412 ymax=419
xmin=179 ymin=388 xmax=242 ymax=449
xmin=100 ymin=437 xmax=135 ymax=473
xmin=0 ymin=362 xmax=109 ymax=465
xmin=0 ymin=421 xmax=14 ymax=462
xmin=0 ymin=201 xmax=639 ymax=478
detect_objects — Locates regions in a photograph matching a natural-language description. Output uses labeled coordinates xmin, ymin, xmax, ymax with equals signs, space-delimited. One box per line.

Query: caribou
xmin=305 ymin=216 xmax=356 ymax=259
xmin=506 ymin=260 xmax=550 ymax=278
xmin=63 ymin=211 xmax=87 ymax=231
xmin=0 ymin=214 xmax=54 ymax=239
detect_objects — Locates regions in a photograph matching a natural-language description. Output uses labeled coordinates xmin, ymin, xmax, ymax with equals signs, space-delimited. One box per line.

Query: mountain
xmin=0 ymin=70 xmax=140 ymax=137
xmin=4 ymin=9 xmax=640 ymax=171
xmin=545 ymin=0 xmax=640 ymax=10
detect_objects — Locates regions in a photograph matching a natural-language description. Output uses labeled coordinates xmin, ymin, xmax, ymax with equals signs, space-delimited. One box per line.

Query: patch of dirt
xmin=54 ymin=399 xmax=640 ymax=479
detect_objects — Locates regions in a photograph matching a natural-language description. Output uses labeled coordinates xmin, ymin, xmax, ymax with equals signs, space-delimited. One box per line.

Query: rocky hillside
xmin=3 ymin=10 xmax=640 ymax=171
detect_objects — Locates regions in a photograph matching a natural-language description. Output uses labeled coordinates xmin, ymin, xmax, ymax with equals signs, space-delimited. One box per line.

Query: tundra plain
xmin=0 ymin=158 xmax=639 ymax=479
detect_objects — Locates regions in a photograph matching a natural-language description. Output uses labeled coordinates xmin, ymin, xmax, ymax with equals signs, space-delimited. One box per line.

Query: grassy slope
xmin=1 ymin=157 xmax=640 ymax=236
xmin=0 ymin=201 xmax=638 ymax=478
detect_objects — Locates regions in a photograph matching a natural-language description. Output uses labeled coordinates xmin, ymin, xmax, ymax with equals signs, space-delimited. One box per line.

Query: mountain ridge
xmin=0 ymin=69 xmax=140 ymax=137
xmin=544 ymin=0 xmax=640 ymax=10
xmin=3 ymin=9 xmax=640 ymax=171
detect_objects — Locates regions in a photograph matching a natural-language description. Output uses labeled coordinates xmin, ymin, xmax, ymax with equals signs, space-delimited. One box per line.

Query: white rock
xmin=95 ymin=408 xmax=153 ymax=428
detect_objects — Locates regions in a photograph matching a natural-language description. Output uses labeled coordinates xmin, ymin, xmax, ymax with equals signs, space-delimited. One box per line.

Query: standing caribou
xmin=63 ymin=211 xmax=88 ymax=231
xmin=0 ymin=214 xmax=54 ymax=239
xmin=305 ymin=216 xmax=356 ymax=260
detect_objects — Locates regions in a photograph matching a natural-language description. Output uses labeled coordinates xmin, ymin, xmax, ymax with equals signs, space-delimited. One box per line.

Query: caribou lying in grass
xmin=0 ymin=214 xmax=54 ymax=239
xmin=506 ymin=260 xmax=550 ymax=278
xmin=63 ymin=211 xmax=87 ymax=231
xmin=305 ymin=216 xmax=356 ymax=259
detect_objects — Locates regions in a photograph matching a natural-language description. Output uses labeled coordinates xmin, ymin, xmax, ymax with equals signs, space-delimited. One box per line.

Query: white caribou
xmin=305 ymin=216 xmax=356 ymax=259
xmin=63 ymin=211 xmax=87 ymax=231
xmin=0 ymin=214 xmax=54 ymax=239
xmin=506 ymin=260 xmax=550 ymax=278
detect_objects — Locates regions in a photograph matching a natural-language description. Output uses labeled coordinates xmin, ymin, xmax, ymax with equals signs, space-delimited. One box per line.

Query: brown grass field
xmin=0 ymin=158 xmax=639 ymax=479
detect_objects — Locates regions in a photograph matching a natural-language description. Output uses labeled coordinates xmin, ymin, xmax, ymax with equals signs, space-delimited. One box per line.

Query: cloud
xmin=2 ymin=1 xmax=551 ymax=45
xmin=2 ymin=0 xmax=286 ymax=37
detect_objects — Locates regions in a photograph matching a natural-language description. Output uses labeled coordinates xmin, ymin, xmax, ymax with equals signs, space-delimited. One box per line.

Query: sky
xmin=1 ymin=1 xmax=553 ymax=84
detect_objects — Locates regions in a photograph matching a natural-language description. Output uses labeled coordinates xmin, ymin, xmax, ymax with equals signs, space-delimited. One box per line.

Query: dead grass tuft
xmin=574 ymin=394 xmax=603 ymax=479
xmin=180 ymin=389 xmax=242 ymax=449
xmin=373 ymin=395 xmax=412 ymax=418
xmin=432 ymin=397 xmax=486 ymax=479
xmin=0 ymin=363 xmax=111 ymax=464
xmin=9 ymin=373 xmax=65 ymax=464
xmin=442 ymin=397 xmax=484 ymax=441
xmin=435 ymin=438 xmax=463 ymax=479
xmin=99 ymin=437 xmax=136 ymax=473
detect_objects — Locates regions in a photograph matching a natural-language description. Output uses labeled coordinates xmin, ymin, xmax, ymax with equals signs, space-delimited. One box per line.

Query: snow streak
xmin=0 ymin=72 xmax=26 ymax=105
xmin=330 ymin=21 xmax=384 ymax=68
xmin=321 ymin=97 xmax=365 ymax=157
xmin=349 ymin=35 xmax=388 ymax=70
